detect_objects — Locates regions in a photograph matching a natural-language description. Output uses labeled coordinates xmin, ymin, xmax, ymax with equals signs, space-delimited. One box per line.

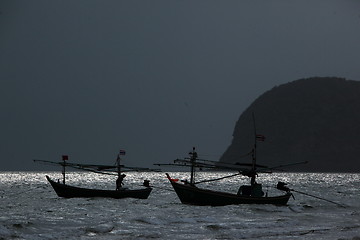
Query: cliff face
xmin=220 ymin=77 xmax=360 ymax=172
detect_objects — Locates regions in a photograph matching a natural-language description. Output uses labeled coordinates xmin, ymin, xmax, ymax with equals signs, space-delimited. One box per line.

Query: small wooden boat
xmin=45 ymin=175 xmax=152 ymax=199
xmin=35 ymin=150 xmax=153 ymax=199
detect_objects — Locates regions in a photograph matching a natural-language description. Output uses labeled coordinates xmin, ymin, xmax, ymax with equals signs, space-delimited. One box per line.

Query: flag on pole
xmin=256 ymin=134 xmax=266 ymax=141
xmin=119 ymin=150 xmax=126 ymax=155
xmin=62 ymin=155 xmax=69 ymax=161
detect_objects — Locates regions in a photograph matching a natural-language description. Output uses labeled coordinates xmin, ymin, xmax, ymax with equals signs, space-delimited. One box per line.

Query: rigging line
xmin=194 ymin=173 xmax=242 ymax=184
xmin=240 ymin=151 xmax=253 ymax=158
xmin=227 ymin=150 xmax=253 ymax=159
xmin=271 ymin=185 xmax=346 ymax=207
xmin=197 ymin=154 xmax=222 ymax=157
xmin=218 ymin=150 xmax=253 ymax=158
xmin=267 ymin=161 xmax=308 ymax=171
xmin=79 ymin=168 xmax=117 ymax=175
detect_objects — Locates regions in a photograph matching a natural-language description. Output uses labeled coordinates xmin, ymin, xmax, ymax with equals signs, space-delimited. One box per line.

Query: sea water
xmin=0 ymin=171 xmax=359 ymax=240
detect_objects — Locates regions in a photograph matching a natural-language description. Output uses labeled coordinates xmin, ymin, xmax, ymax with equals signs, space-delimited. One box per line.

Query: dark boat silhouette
xmin=163 ymin=148 xmax=292 ymax=206
xmin=157 ymin=115 xmax=303 ymax=206
xmin=165 ymin=172 xmax=291 ymax=206
xmin=35 ymin=150 xmax=153 ymax=199
xmin=45 ymin=175 xmax=152 ymax=199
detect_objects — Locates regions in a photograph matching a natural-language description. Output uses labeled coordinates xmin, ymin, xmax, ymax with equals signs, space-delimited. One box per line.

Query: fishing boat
xmin=156 ymin=115 xmax=305 ymax=206
xmin=45 ymin=176 xmax=152 ymax=199
xmin=163 ymin=148 xmax=293 ymax=206
xmin=34 ymin=151 xmax=153 ymax=199
xmin=165 ymin=175 xmax=291 ymax=206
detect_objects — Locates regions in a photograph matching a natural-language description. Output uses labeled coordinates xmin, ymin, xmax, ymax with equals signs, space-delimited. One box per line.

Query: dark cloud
xmin=1 ymin=1 xmax=360 ymax=170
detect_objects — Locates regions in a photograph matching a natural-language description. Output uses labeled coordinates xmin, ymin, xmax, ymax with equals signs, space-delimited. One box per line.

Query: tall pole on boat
xmin=117 ymin=154 xmax=121 ymax=178
xmin=252 ymin=113 xmax=257 ymax=172
xmin=62 ymin=155 xmax=68 ymax=184
xmin=190 ymin=147 xmax=197 ymax=185
xmin=117 ymin=149 xmax=126 ymax=179
xmin=250 ymin=113 xmax=259 ymax=186
xmin=251 ymin=113 xmax=266 ymax=185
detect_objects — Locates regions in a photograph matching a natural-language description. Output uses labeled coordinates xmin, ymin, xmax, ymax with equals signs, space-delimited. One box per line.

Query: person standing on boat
xmin=116 ymin=174 xmax=126 ymax=190
xmin=115 ymin=150 xmax=126 ymax=190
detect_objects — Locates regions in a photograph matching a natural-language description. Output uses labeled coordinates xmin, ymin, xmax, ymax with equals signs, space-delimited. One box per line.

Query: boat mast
xmin=190 ymin=147 xmax=197 ymax=185
xmin=62 ymin=155 xmax=68 ymax=184
xmin=116 ymin=154 xmax=121 ymax=178
xmin=252 ymin=113 xmax=257 ymax=172
xmin=251 ymin=113 xmax=257 ymax=185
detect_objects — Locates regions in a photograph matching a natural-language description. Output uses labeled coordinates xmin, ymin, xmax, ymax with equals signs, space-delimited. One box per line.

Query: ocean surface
xmin=0 ymin=171 xmax=359 ymax=240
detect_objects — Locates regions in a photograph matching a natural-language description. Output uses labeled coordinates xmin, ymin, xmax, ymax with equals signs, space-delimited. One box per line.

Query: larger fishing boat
xmin=34 ymin=151 xmax=153 ymax=199
xmin=156 ymin=115 xmax=305 ymax=206
xmin=163 ymin=148 xmax=293 ymax=206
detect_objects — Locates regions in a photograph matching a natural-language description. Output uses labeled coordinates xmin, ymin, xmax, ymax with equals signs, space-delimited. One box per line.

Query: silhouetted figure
xmin=143 ymin=180 xmax=150 ymax=188
xmin=116 ymin=174 xmax=126 ymax=190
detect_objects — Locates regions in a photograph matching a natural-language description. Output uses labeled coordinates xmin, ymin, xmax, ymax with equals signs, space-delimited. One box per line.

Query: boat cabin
xmin=237 ymin=184 xmax=264 ymax=197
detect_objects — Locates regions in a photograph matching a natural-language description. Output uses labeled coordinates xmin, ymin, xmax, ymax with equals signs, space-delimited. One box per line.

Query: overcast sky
xmin=1 ymin=1 xmax=360 ymax=170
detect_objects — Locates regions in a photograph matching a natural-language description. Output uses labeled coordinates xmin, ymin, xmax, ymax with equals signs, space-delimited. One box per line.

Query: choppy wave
xmin=1 ymin=172 xmax=359 ymax=239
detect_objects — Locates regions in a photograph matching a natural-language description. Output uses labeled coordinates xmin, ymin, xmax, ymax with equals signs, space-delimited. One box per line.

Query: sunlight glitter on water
xmin=1 ymin=172 xmax=360 ymax=240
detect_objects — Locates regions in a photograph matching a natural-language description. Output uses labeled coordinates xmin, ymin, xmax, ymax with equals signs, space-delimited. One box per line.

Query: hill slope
xmin=220 ymin=77 xmax=360 ymax=172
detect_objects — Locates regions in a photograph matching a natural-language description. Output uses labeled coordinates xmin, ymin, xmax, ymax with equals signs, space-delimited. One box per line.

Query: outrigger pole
xmin=277 ymin=182 xmax=345 ymax=207
xmin=292 ymin=189 xmax=346 ymax=208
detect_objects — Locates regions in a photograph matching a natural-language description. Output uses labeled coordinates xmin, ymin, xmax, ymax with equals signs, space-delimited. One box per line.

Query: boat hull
xmin=167 ymin=174 xmax=291 ymax=206
xmin=46 ymin=176 xmax=152 ymax=199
